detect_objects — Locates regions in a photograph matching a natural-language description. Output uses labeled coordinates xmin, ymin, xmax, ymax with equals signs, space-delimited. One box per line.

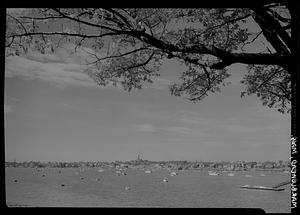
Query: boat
xmin=240 ymin=185 xmax=284 ymax=191
xmin=170 ymin=172 xmax=178 ymax=176
xmin=209 ymin=171 xmax=220 ymax=176
xmin=116 ymin=170 xmax=122 ymax=175
xmin=145 ymin=170 xmax=152 ymax=174
xmin=163 ymin=177 xmax=168 ymax=182
xmin=228 ymin=173 xmax=235 ymax=176
xmin=98 ymin=169 xmax=104 ymax=173
xmin=245 ymin=175 xmax=253 ymax=177
xmin=260 ymin=174 xmax=266 ymax=176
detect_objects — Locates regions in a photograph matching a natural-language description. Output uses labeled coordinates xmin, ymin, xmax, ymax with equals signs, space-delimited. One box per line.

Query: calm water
xmin=5 ymin=167 xmax=291 ymax=212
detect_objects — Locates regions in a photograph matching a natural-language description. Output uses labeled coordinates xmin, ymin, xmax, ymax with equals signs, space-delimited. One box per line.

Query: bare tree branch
xmin=7 ymin=14 xmax=29 ymax=34
xmin=251 ymin=7 xmax=291 ymax=53
xmin=51 ymin=8 xmax=121 ymax=33
xmin=103 ymin=8 xmax=133 ymax=29
xmin=126 ymin=52 xmax=155 ymax=70
xmin=87 ymin=47 xmax=150 ymax=65
xmin=7 ymin=31 xmax=127 ymax=39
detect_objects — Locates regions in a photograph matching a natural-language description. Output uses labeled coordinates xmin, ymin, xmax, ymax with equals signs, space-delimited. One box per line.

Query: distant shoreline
xmin=6 ymin=202 xmax=33 ymax=207
xmin=5 ymin=166 xmax=289 ymax=172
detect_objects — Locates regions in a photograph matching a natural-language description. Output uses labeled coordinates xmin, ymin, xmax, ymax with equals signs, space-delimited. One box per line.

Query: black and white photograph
xmin=4 ymin=5 xmax=297 ymax=212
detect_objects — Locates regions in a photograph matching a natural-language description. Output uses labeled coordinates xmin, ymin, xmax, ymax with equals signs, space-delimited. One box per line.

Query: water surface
xmin=5 ymin=167 xmax=290 ymax=212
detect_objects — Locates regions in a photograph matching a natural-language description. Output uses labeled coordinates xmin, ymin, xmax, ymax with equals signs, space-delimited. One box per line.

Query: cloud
xmin=5 ymin=44 xmax=172 ymax=91
xmin=4 ymin=104 xmax=13 ymax=114
xmin=131 ymin=122 xmax=204 ymax=137
xmin=175 ymin=110 xmax=211 ymax=125
xmin=226 ymin=63 xmax=247 ymax=85
xmin=5 ymin=43 xmax=118 ymax=89
xmin=132 ymin=124 xmax=158 ymax=132
xmin=173 ymin=107 xmax=289 ymax=136
xmin=5 ymin=55 xmax=97 ymax=88
xmin=165 ymin=126 xmax=194 ymax=134
xmin=145 ymin=77 xmax=173 ymax=90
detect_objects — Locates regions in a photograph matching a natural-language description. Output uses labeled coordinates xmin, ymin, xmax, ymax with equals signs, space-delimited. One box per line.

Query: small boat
xmin=260 ymin=174 xmax=266 ymax=176
xmin=283 ymin=170 xmax=289 ymax=174
xmin=228 ymin=173 xmax=235 ymax=177
xmin=163 ymin=177 xmax=168 ymax=182
xmin=209 ymin=172 xmax=220 ymax=176
xmin=245 ymin=175 xmax=253 ymax=177
xmin=125 ymin=186 xmax=131 ymax=190
xmin=145 ymin=170 xmax=152 ymax=174
xmin=170 ymin=172 xmax=178 ymax=176
xmin=97 ymin=169 xmax=104 ymax=173
xmin=240 ymin=185 xmax=284 ymax=191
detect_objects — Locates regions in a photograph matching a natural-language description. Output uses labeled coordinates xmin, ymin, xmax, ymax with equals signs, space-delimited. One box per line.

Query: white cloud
xmin=4 ymin=42 xmax=115 ymax=88
xmin=4 ymin=104 xmax=12 ymax=114
xmin=5 ymin=44 xmax=171 ymax=91
xmin=5 ymin=54 xmax=98 ymax=88
xmin=226 ymin=63 xmax=247 ymax=85
xmin=175 ymin=110 xmax=210 ymax=125
xmin=132 ymin=122 xmax=204 ymax=137
xmin=165 ymin=126 xmax=194 ymax=134
xmin=132 ymin=124 xmax=158 ymax=132
xmin=145 ymin=77 xmax=173 ymax=90
xmin=173 ymin=107 xmax=289 ymax=136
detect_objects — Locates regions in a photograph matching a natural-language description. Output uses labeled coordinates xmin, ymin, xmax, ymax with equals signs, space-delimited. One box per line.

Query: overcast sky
xmin=4 ymin=41 xmax=291 ymax=163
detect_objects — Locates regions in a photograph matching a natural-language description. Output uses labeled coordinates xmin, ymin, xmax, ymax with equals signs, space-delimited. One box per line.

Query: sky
xmin=4 ymin=43 xmax=291 ymax=162
xmin=4 ymin=9 xmax=291 ymax=163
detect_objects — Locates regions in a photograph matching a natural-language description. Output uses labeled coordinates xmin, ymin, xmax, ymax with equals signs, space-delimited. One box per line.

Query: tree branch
xmin=7 ymin=14 xmax=29 ymax=34
xmin=51 ymin=8 xmax=121 ymax=33
xmin=103 ymin=8 xmax=132 ymax=29
xmin=251 ymin=7 xmax=291 ymax=53
xmin=126 ymin=52 xmax=155 ymax=70
xmin=7 ymin=31 xmax=126 ymax=39
xmin=19 ymin=15 xmax=63 ymax=20
xmin=202 ymin=12 xmax=253 ymax=34
xmin=87 ymin=47 xmax=150 ymax=65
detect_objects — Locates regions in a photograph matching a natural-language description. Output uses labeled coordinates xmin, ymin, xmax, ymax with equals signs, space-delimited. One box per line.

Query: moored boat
xmin=209 ymin=171 xmax=220 ymax=176
xmin=170 ymin=172 xmax=178 ymax=176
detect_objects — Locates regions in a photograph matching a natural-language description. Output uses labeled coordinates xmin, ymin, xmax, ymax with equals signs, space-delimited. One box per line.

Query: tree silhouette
xmin=6 ymin=4 xmax=295 ymax=113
